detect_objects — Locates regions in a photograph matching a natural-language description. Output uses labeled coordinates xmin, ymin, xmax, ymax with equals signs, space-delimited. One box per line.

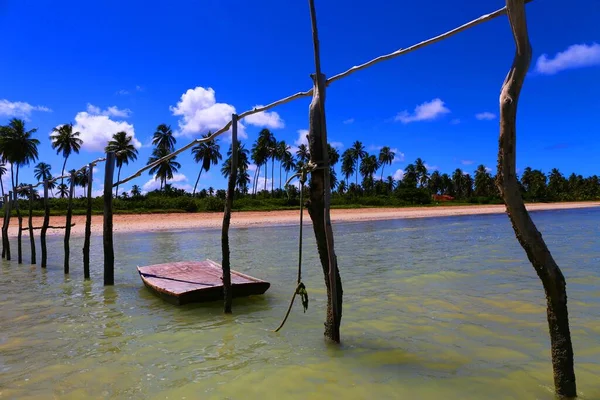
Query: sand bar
xmin=6 ymin=201 xmax=599 ymax=237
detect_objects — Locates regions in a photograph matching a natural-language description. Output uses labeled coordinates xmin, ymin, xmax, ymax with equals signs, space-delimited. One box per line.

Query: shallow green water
xmin=1 ymin=208 xmax=599 ymax=399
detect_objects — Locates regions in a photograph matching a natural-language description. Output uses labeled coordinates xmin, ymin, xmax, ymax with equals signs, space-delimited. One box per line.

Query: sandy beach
xmin=6 ymin=201 xmax=599 ymax=236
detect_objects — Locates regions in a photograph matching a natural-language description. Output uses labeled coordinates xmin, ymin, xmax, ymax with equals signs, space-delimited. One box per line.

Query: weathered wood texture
xmin=221 ymin=114 xmax=238 ymax=314
xmin=83 ymin=163 xmax=93 ymax=279
xmin=137 ymin=260 xmax=270 ymax=305
xmin=64 ymin=173 xmax=75 ymax=274
xmin=15 ymin=191 xmax=23 ymax=264
xmin=41 ymin=182 xmax=50 ymax=268
xmin=2 ymin=194 xmax=8 ymax=259
xmin=305 ymin=0 xmax=343 ymax=343
xmin=3 ymin=192 xmax=12 ymax=261
xmin=28 ymin=185 xmax=36 ymax=264
xmin=497 ymin=0 xmax=576 ymax=397
xmin=103 ymin=152 xmax=116 ymax=285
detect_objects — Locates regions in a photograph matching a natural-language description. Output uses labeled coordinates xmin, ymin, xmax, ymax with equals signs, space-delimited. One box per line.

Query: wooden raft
xmin=137 ymin=259 xmax=270 ymax=305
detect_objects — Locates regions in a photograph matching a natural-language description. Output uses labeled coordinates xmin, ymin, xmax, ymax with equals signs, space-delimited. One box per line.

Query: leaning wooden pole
xmin=2 ymin=194 xmax=7 ymax=258
xmin=28 ymin=185 xmax=36 ymax=264
xmin=4 ymin=191 xmax=12 ymax=261
xmin=221 ymin=114 xmax=238 ymax=314
xmin=103 ymin=152 xmax=116 ymax=286
xmin=64 ymin=172 xmax=75 ymax=274
xmin=15 ymin=190 xmax=23 ymax=264
xmin=497 ymin=0 xmax=576 ymax=397
xmin=83 ymin=164 xmax=93 ymax=279
xmin=40 ymin=181 xmax=50 ymax=268
xmin=305 ymin=0 xmax=343 ymax=343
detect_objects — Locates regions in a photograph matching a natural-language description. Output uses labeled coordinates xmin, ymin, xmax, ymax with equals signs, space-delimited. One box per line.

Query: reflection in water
xmin=0 ymin=208 xmax=599 ymax=399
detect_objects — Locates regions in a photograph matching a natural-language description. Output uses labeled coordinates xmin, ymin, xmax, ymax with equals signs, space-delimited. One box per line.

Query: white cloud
xmin=0 ymin=99 xmax=51 ymax=119
xmin=343 ymin=118 xmax=354 ymax=124
xmin=535 ymin=43 xmax=600 ymax=75
xmin=116 ymin=89 xmax=130 ymax=96
xmin=86 ymin=103 xmax=131 ymax=118
xmin=475 ymin=112 xmax=496 ymax=120
xmin=294 ymin=129 xmax=309 ymax=147
xmin=394 ymin=98 xmax=450 ymax=123
xmin=248 ymin=164 xmax=258 ymax=172
xmin=170 ymin=86 xmax=248 ymax=140
xmin=450 ymin=118 xmax=461 ymax=125
xmin=392 ymin=169 xmax=404 ymax=181
xmin=425 ymin=163 xmax=439 ymax=171
xmin=330 ymin=141 xmax=344 ymax=149
xmin=461 ymin=160 xmax=474 ymax=166
xmin=142 ymin=173 xmax=191 ymax=193
xmin=243 ymin=106 xmax=284 ymax=129
xmin=255 ymin=177 xmax=273 ymax=192
xmin=71 ymin=110 xmax=141 ymax=152
xmin=485 ymin=166 xmax=492 ymax=173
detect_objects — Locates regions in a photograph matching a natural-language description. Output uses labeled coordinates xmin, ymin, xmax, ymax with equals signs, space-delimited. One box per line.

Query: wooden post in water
xmin=41 ymin=181 xmax=50 ymax=268
xmin=15 ymin=190 xmax=23 ymax=264
xmin=305 ymin=0 xmax=343 ymax=343
xmin=64 ymin=172 xmax=75 ymax=274
xmin=4 ymin=191 xmax=12 ymax=261
xmin=83 ymin=163 xmax=93 ymax=279
xmin=2 ymin=194 xmax=7 ymax=259
xmin=221 ymin=113 xmax=238 ymax=314
xmin=103 ymin=152 xmax=115 ymax=286
xmin=28 ymin=185 xmax=36 ymax=264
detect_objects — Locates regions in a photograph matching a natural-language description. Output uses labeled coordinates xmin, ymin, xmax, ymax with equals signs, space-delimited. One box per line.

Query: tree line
xmin=1 ymin=118 xmax=598 ymax=209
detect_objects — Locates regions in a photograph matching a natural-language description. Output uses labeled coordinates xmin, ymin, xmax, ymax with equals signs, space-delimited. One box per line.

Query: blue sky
xmin=1 ymin=0 xmax=599 ymax=195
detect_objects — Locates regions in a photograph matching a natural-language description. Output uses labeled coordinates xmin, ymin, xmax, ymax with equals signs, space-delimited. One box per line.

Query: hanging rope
xmin=273 ymin=161 xmax=317 ymax=332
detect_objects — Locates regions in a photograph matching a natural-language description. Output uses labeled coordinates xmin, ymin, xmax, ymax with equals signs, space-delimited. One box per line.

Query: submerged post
xmin=221 ymin=114 xmax=238 ymax=314
xmin=41 ymin=181 xmax=50 ymax=268
xmin=496 ymin=0 xmax=576 ymax=396
xmin=305 ymin=0 xmax=342 ymax=342
xmin=103 ymin=152 xmax=116 ymax=286
xmin=15 ymin=190 xmax=23 ymax=264
xmin=2 ymin=194 xmax=7 ymax=258
xmin=64 ymin=172 xmax=75 ymax=274
xmin=4 ymin=191 xmax=12 ymax=261
xmin=83 ymin=163 xmax=93 ymax=279
xmin=28 ymin=185 xmax=36 ymax=264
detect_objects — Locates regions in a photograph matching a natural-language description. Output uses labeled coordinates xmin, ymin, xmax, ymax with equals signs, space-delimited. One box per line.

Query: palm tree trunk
xmin=0 ymin=176 xmax=4 ymax=197
xmin=193 ymin=169 xmax=203 ymax=196
xmin=381 ymin=165 xmax=385 ymax=181
xmin=279 ymin=162 xmax=282 ymax=190
xmin=61 ymin=156 xmax=68 ymax=187
xmin=271 ymin=157 xmax=275 ymax=193
xmin=10 ymin=164 xmax=15 ymax=196
xmin=115 ymin=167 xmax=121 ymax=198
xmin=264 ymin=164 xmax=267 ymax=193
xmin=355 ymin=161 xmax=358 ymax=186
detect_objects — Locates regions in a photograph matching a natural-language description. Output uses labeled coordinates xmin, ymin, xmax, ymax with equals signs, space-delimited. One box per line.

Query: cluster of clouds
xmin=0 ymin=99 xmax=51 ymax=119
xmin=141 ymin=172 xmax=192 ymax=193
xmin=535 ymin=42 xmax=600 ymax=75
xmin=169 ymin=86 xmax=284 ymax=141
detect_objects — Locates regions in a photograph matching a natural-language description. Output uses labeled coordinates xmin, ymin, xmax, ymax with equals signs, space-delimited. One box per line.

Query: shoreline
xmin=6 ymin=201 xmax=599 ymax=237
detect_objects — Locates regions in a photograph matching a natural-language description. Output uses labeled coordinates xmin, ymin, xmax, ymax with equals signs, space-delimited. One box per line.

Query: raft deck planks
xmin=137 ymin=260 xmax=270 ymax=305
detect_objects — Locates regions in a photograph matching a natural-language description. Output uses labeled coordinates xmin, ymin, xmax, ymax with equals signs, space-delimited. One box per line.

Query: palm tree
xmin=152 ymin=124 xmax=176 ymax=152
xmin=296 ymin=144 xmax=310 ymax=163
xmin=350 ymin=141 xmax=367 ymax=185
xmin=105 ymin=131 xmax=138 ymax=197
xmin=359 ymin=154 xmax=379 ymax=181
xmin=276 ymin=140 xmax=292 ymax=189
xmin=50 ymin=123 xmax=83 ymax=187
xmin=191 ymin=133 xmax=222 ymax=196
xmin=221 ymin=143 xmax=251 ymax=193
xmin=34 ymin=162 xmax=53 ymax=196
xmin=57 ymin=183 xmax=69 ymax=198
xmin=403 ymin=163 xmax=418 ymax=187
xmin=378 ymin=146 xmax=395 ymax=180
xmin=131 ymin=185 xmax=142 ymax=198
xmin=341 ymin=149 xmax=354 ymax=185
xmin=281 ymin=152 xmax=296 ymax=182
xmin=452 ymin=168 xmax=464 ymax=199
xmin=474 ymin=164 xmax=493 ymax=197
xmin=0 ymin=118 xmax=40 ymax=194
xmin=251 ymin=135 xmax=269 ymax=194
xmin=147 ymin=146 xmax=181 ymax=191
xmin=414 ymin=158 xmax=429 ymax=188
xmin=255 ymin=129 xmax=275 ymax=193
xmin=428 ymin=170 xmax=442 ymax=195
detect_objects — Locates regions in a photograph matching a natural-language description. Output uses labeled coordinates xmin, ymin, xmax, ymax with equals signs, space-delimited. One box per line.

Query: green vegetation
xmin=0 ymin=119 xmax=598 ymax=216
